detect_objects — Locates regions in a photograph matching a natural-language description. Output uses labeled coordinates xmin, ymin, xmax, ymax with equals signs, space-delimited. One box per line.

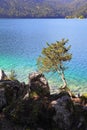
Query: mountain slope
xmin=0 ymin=0 xmax=87 ymax=18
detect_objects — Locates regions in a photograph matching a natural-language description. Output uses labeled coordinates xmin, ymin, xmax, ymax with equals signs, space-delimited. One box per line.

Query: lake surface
xmin=0 ymin=19 xmax=87 ymax=93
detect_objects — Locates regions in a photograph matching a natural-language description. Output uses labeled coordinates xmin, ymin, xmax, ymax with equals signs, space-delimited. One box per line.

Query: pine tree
xmin=37 ymin=39 xmax=72 ymax=88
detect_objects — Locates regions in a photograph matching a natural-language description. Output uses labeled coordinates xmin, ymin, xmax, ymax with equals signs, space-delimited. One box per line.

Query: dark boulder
xmin=72 ymin=104 xmax=87 ymax=130
xmin=0 ymin=80 xmax=28 ymax=107
xmin=0 ymin=88 xmax=6 ymax=111
xmin=50 ymin=91 xmax=74 ymax=130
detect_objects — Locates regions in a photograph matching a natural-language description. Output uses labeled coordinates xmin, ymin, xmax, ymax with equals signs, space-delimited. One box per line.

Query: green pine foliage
xmin=37 ymin=39 xmax=72 ymax=88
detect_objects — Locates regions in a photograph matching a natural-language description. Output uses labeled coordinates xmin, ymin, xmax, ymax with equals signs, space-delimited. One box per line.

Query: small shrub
xmin=9 ymin=70 xmax=17 ymax=80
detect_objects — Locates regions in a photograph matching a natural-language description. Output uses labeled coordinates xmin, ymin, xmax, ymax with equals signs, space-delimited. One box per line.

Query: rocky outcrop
xmin=0 ymin=70 xmax=7 ymax=80
xmin=3 ymin=90 xmax=87 ymax=130
xmin=0 ymin=71 xmax=87 ymax=130
xmin=29 ymin=72 xmax=50 ymax=97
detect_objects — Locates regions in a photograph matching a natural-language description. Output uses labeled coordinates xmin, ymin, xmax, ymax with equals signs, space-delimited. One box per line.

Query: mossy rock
xmin=82 ymin=93 xmax=87 ymax=98
xmin=29 ymin=91 xmax=39 ymax=99
xmin=25 ymin=128 xmax=30 ymax=130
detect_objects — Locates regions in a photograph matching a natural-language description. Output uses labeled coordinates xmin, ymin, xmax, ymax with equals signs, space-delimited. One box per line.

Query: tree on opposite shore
xmin=37 ymin=39 xmax=72 ymax=89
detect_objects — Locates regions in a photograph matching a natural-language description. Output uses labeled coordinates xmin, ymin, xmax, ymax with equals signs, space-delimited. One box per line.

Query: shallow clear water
xmin=0 ymin=18 xmax=87 ymax=93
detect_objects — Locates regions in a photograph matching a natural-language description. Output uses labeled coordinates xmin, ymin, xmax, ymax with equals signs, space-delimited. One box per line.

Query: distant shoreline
xmin=0 ymin=17 xmax=87 ymax=19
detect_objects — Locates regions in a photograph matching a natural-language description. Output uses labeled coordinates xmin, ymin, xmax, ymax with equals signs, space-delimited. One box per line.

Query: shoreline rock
xmin=0 ymin=70 xmax=7 ymax=81
xmin=0 ymin=71 xmax=87 ymax=130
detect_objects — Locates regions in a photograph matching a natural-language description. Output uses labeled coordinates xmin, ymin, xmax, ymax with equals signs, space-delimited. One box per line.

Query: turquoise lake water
xmin=0 ymin=19 xmax=87 ymax=93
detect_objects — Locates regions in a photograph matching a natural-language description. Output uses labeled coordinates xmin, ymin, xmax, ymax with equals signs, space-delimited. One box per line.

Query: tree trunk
xmin=57 ymin=68 xmax=73 ymax=96
xmin=61 ymin=70 xmax=67 ymax=89
xmin=57 ymin=68 xmax=67 ymax=89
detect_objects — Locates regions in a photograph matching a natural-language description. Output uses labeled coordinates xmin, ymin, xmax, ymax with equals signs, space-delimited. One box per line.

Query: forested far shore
xmin=0 ymin=0 xmax=87 ymax=18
